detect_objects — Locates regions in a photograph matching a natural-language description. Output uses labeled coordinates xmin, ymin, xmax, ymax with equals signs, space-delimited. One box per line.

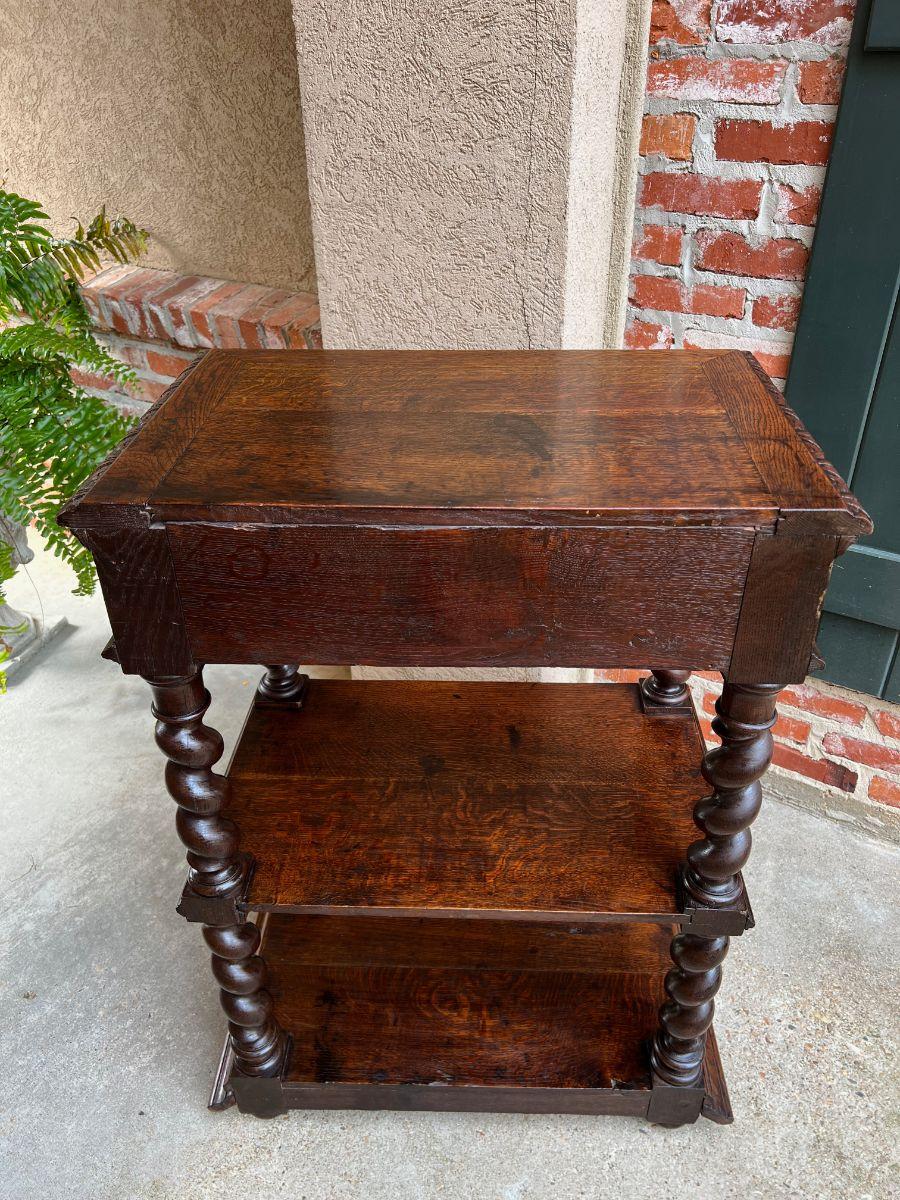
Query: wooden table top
xmin=62 ymin=349 xmax=870 ymax=536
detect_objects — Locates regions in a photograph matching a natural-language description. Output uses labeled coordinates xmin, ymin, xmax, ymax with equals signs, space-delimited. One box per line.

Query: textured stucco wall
xmin=294 ymin=0 xmax=572 ymax=349
xmin=1 ymin=0 xmax=316 ymax=292
xmin=563 ymin=0 xmax=650 ymax=348
xmin=293 ymin=0 xmax=649 ymax=349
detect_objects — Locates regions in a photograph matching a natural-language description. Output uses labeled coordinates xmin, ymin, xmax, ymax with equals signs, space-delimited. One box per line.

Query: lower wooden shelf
xmin=217 ymin=914 xmax=732 ymax=1123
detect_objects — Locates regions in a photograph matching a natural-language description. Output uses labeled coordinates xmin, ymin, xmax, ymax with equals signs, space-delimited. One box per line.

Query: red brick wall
xmin=620 ymin=2 xmax=900 ymax=837
xmin=626 ymin=0 xmax=855 ymax=383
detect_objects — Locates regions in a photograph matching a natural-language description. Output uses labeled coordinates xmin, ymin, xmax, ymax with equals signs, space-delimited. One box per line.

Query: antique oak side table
xmin=60 ymin=350 xmax=870 ymax=1126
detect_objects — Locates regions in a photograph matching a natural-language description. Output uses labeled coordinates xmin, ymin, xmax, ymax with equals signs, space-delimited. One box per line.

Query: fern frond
xmin=0 ymin=189 xmax=148 ymax=322
xmin=0 ymin=369 xmax=133 ymax=595
xmin=0 ymin=187 xmax=146 ymax=606
xmin=83 ymin=206 xmax=148 ymax=263
xmin=0 ymin=535 xmax=15 ymax=614
xmin=0 ymin=320 xmax=137 ymax=386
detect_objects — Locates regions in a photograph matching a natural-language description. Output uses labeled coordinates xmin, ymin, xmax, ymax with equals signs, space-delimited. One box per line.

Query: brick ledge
xmin=74 ymin=265 xmax=320 ymax=406
xmin=82 ymin=264 xmax=320 ymax=352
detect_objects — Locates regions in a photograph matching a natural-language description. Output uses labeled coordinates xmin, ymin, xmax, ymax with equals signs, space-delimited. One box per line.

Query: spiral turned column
xmin=682 ymin=681 xmax=781 ymax=909
xmin=147 ymin=669 xmax=244 ymax=898
xmin=204 ymin=922 xmax=286 ymax=1077
xmin=641 ymin=669 xmax=691 ymax=709
xmin=146 ymin=668 xmax=287 ymax=1081
xmin=650 ymin=932 xmax=730 ymax=1087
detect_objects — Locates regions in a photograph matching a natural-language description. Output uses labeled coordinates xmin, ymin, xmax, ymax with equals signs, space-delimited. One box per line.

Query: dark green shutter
xmin=786 ymin=0 xmax=900 ymax=701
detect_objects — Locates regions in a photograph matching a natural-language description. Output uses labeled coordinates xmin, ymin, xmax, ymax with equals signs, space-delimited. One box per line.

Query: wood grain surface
xmin=231 ymin=915 xmax=732 ymax=1117
xmin=80 ymin=524 xmax=194 ymax=675
xmin=259 ymin=913 xmax=676 ymax=974
xmin=263 ymin=915 xmax=667 ymax=1091
xmin=706 ymin=352 xmax=872 ymax=535
xmin=60 ymin=348 xmax=868 ymax=686
xmin=55 ymin=347 xmax=870 ymax=1122
xmin=59 ymin=351 xmax=238 ymax=524
xmin=227 ymin=680 xmax=708 ymax=920
xmin=61 ymin=349 xmax=868 ymax=534
xmin=728 ymin=532 xmax=839 ymax=683
xmin=168 ymin=524 xmax=754 ymax=668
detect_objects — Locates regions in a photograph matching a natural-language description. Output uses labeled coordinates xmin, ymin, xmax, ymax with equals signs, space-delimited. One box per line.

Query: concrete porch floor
xmin=2 ymin=545 xmax=898 ymax=1200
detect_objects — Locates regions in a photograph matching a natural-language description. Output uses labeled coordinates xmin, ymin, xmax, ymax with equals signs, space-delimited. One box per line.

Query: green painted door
xmin=786 ymin=0 xmax=900 ymax=701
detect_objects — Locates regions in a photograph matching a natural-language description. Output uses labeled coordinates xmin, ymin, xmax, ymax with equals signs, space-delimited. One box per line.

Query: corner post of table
xmin=648 ymin=679 xmax=781 ymax=1121
xmin=145 ymin=666 xmax=289 ymax=1110
xmin=682 ymin=681 xmax=781 ymax=911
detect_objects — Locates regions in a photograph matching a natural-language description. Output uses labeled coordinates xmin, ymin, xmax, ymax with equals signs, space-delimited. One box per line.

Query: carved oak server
xmin=60 ymin=349 xmax=870 ymax=1125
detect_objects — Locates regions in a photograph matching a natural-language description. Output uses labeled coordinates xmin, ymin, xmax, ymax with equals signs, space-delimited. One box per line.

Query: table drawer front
xmin=167 ymin=524 xmax=754 ymax=668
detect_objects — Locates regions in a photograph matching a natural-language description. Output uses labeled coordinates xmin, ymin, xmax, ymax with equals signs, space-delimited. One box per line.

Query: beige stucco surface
xmin=1 ymin=0 xmax=316 ymax=292
xmin=293 ymin=0 xmax=648 ymax=349
xmin=564 ymin=0 xmax=650 ymax=348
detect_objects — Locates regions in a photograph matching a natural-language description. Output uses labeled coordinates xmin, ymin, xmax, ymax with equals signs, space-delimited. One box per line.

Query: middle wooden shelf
xmin=226 ymin=678 xmax=731 ymax=927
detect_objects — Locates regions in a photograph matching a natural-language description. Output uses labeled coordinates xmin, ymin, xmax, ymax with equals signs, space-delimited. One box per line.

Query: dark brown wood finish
xmin=649 ymin=682 xmax=781 ymax=1090
xmin=705 ymin=351 xmax=870 ymax=534
xmin=258 ymin=913 xmax=677 ymax=974
xmin=80 ymin=524 xmax=195 ymax=677
xmin=58 ymin=349 xmax=870 ymax=1124
xmin=225 ymin=913 xmax=731 ymax=1121
xmin=650 ymin=931 xmax=730 ymax=1089
xmin=256 ymin=664 xmax=309 ymax=706
xmin=59 ymin=349 xmax=870 ymax=684
xmin=59 ymin=350 xmax=239 ymax=520
xmin=641 ymin=669 xmax=692 ymax=713
xmin=225 ymin=680 xmax=734 ymax=926
xmin=165 ymin=524 xmax=753 ymax=669
xmin=61 ymin=349 xmax=868 ymax=534
xmin=147 ymin=669 xmax=246 ymax=905
xmin=147 ymin=669 xmax=287 ymax=1080
xmin=683 ymin=682 xmax=781 ymax=910
xmin=728 ymin=533 xmax=839 ymax=684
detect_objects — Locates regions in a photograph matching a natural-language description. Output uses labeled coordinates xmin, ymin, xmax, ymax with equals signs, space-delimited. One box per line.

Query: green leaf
xmin=0 ymin=187 xmax=147 ymax=610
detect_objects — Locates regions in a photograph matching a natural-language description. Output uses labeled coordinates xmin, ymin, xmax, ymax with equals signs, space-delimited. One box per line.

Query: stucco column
xmin=292 ymin=0 xmax=650 ymax=350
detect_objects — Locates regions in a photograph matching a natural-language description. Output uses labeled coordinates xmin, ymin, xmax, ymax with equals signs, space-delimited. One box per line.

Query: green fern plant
xmin=0 ymin=189 xmax=148 ymax=635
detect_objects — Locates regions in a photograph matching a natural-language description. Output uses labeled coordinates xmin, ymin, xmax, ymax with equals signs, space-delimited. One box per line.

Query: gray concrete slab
xmin=2 ymin=545 xmax=898 ymax=1200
